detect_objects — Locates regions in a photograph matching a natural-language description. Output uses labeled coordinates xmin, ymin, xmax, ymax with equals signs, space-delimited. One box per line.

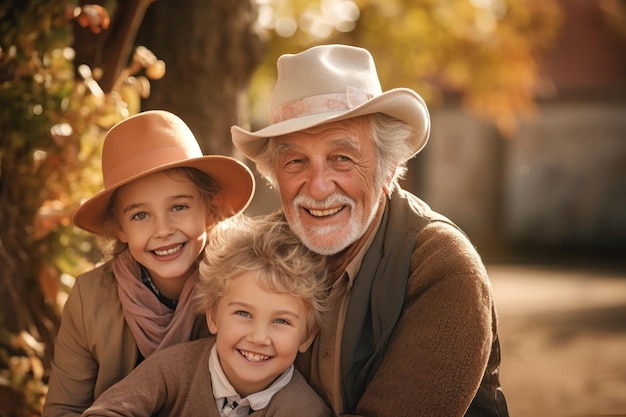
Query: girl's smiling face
xmin=116 ymin=170 xmax=210 ymax=299
xmin=206 ymin=272 xmax=316 ymax=398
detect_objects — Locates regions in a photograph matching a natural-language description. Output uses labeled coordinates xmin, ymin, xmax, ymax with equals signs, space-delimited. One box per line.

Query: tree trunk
xmin=136 ymin=0 xmax=266 ymax=157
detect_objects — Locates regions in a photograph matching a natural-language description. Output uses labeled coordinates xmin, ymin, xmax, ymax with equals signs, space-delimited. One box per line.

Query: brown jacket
xmin=297 ymin=190 xmax=508 ymax=417
xmin=82 ymin=338 xmax=330 ymax=417
xmin=43 ymin=260 xmax=210 ymax=417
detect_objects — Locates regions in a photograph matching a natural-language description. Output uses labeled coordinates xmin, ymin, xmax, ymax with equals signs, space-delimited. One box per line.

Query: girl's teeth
xmin=154 ymin=244 xmax=183 ymax=256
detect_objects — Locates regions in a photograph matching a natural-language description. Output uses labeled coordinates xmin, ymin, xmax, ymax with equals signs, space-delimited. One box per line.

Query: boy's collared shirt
xmin=209 ymin=345 xmax=294 ymax=416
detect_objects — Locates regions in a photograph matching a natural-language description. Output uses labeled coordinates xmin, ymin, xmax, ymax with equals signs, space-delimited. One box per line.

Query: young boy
xmin=81 ymin=214 xmax=331 ymax=417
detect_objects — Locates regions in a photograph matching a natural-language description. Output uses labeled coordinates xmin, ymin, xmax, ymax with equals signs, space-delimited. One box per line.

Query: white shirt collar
xmin=209 ymin=345 xmax=294 ymax=416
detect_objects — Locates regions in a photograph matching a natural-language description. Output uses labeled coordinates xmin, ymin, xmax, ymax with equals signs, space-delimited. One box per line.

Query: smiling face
xmin=115 ymin=170 xmax=210 ymax=299
xmin=206 ymin=272 xmax=316 ymax=398
xmin=273 ymin=117 xmax=385 ymax=255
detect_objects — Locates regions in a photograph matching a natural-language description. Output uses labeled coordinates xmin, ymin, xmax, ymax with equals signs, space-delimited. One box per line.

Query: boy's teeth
xmin=309 ymin=207 xmax=341 ymax=217
xmin=239 ymin=350 xmax=270 ymax=362
xmin=154 ymin=244 xmax=183 ymax=256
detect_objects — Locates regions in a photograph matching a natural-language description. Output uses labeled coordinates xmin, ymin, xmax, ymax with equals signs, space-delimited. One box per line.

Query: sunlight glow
xmin=470 ymin=0 xmax=507 ymax=36
xmin=276 ymin=16 xmax=298 ymax=37
xmin=258 ymin=4 xmax=274 ymax=29
xmin=256 ymin=0 xmax=360 ymax=39
xmin=470 ymin=0 xmax=507 ymax=18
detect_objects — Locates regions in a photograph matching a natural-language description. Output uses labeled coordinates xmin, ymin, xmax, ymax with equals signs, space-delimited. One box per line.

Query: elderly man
xmin=232 ymin=44 xmax=508 ymax=417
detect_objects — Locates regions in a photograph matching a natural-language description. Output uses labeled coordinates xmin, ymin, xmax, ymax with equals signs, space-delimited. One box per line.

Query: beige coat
xmin=43 ymin=260 xmax=210 ymax=417
xmin=82 ymin=338 xmax=330 ymax=417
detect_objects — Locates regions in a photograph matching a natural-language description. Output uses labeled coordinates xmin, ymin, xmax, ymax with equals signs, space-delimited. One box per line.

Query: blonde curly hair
xmin=195 ymin=213 xmax=328 ymax=337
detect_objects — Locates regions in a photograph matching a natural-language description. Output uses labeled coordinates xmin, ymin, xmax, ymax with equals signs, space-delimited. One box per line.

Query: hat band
xmin=271 ymin=87 xmax=374 ymax=123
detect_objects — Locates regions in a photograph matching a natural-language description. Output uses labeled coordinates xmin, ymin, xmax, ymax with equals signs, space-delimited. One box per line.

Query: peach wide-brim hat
xmin=73 ymin=110 xmax=255 ymax=235
xmin=231 ymin=44 xmax=430 ymax=162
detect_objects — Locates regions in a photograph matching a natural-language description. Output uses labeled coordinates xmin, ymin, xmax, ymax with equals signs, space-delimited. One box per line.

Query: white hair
xmin=255 ymin=113 xmax=415 ymax=194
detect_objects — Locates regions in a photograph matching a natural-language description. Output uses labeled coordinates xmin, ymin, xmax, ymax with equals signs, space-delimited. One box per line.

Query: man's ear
xmin=205 ymin=307 xmax=218 ymax=334
xmin=382 ymin=166 xmax=398 ymax=195
xmin=298 ymin=325 xmax=319 ymax=353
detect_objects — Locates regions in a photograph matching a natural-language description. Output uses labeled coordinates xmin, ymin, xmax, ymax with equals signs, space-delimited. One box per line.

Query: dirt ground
xmin=487 ymin=262 xmax=626 ymax=417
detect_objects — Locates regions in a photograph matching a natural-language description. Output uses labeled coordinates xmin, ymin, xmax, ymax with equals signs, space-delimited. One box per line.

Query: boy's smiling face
xmin=206 ymin=272 xmax=316 ymax=398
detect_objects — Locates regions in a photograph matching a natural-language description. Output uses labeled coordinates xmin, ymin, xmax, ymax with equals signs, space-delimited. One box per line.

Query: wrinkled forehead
xmin=271 ymin=116 xmax=373 ymax=149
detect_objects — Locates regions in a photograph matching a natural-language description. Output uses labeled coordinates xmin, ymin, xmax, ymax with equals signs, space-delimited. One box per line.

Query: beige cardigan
xmin=43 ymin=260 xmax=210 ymax=417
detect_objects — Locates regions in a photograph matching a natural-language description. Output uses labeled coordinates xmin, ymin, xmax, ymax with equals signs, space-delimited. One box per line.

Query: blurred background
xmin=1 ymin=0 xmax=624 ymax=416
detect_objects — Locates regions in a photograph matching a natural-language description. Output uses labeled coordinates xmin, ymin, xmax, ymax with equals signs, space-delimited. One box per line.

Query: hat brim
xmin=232 ymin=88 xmax=430 ymax=161
xmin=72 ymin=155 xmax=255 ymax=235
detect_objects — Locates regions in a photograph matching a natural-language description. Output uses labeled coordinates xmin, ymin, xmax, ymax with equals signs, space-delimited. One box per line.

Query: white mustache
xmin=292 ymin=193 xmax=355 ymax=211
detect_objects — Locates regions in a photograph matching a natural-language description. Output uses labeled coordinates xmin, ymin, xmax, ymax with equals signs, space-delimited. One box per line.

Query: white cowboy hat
xmin=73 ymin=110 xmax=255 ymax=235
xmin=231 ymin=44 xmax=430 ymax=161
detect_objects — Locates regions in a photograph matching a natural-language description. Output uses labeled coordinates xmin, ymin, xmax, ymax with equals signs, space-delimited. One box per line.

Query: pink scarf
xmin=113 ymin=249 xmax=198 ymax=358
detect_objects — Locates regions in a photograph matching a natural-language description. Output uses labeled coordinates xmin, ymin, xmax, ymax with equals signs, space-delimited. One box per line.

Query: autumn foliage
xmin=0 ymin=0 xmax=567 ymax=415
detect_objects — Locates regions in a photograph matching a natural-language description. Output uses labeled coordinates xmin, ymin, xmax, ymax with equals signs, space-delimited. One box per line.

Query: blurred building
xmin=415 ymin=0 xmax=626 ymax=262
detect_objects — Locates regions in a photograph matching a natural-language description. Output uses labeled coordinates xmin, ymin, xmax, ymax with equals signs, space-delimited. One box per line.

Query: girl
xmin=43 ymin=110 xmax=255 ymax=417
